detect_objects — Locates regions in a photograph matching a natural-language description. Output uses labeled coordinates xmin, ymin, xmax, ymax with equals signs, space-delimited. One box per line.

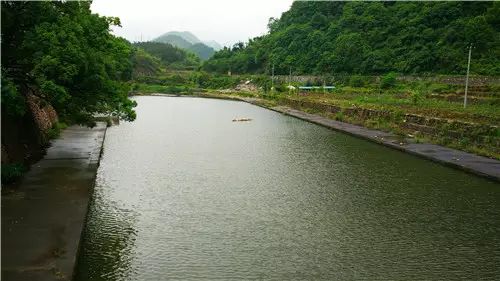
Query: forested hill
xmin=203 ymin=1 xmax=500 ymax=75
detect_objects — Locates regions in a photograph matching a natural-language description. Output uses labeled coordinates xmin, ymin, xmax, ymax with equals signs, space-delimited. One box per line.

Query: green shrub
xmin=349 ymin=75 xmax=366 ymax=87
xmin=410 ymin=89 xmax=424 ymax=105
xmin=46 ymin=122 xmax=68 ymax=140
xmin=190 ymin=72 xmax=239 ymax=89
xmin=274 ymin=85 xmax=288 ymax=92
xmin=380 ymin=72 xmax=398 ymax=89
xmin=1 ymin=76 xmax=26 ymax=117
xmin=334 ymin=111 xmax=345 ymax=121
xmin=1 ymin=163 xmax=26 ymax=184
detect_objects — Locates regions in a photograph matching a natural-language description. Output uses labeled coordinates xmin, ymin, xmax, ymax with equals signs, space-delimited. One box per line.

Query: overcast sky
xmin=90 ymin=0 xmax=294 ymax=47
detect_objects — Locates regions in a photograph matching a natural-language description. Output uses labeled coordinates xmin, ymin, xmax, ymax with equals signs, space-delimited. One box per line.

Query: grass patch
xmin=1 ymin=163 xmax=26 ymax=185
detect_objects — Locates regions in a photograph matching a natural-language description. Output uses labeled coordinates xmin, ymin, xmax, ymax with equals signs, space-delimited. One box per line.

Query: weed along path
xmin=1 ymin=123 xmax=107 ymax=281
xmin=75 ymin=96 xmax=499 ymax=280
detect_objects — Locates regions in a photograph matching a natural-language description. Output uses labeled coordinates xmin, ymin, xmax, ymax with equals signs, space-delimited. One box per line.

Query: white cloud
xmin=91 ymin=0 xmax=294 ymax=47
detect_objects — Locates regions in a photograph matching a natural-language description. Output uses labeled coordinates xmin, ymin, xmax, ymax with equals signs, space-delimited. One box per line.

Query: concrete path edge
xmin=1 ymin=122 xmax=108 ymax=281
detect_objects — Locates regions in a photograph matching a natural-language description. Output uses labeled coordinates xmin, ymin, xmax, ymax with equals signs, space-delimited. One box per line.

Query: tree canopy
xmin=202 ymin=2 xmax=500 ymax=75
xmin=1 ymin=1 xmax=136 ymax=123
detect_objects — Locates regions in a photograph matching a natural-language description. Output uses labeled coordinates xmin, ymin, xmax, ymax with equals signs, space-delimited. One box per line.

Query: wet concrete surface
xmin=2 ymin=123 xmax=107 ymax=281
xmin=265 ymin=105 xmax=500 ymax=182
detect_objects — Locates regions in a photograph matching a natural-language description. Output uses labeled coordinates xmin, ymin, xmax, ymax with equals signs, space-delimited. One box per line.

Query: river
xmin=75 ymin=96 xmax=499 ymax=280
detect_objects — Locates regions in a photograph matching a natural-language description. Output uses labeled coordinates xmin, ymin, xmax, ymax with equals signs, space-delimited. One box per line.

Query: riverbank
xmin=137 ymin=93 xmax=500 ymax=182
xmin=264 ymin=104 xmax=500 ymax=182
xmin=237 ymin=94 xmax=500 ymax=182
xmin=1 ymin=122 xmax=107 ymax=280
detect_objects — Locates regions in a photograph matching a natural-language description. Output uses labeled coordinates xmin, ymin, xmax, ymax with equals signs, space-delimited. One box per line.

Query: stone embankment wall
xmin=274 ymin=75 xmax=500 ymax=86
xmin=281 ymin=98 xmax=499 ymax=156
xmin=1 ymin=91 xmax=58 ymax=164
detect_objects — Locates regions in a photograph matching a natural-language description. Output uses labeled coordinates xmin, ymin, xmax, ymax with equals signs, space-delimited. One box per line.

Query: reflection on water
xmin=75 ymin=170 xmax=139 ymax=281
xmin=76 ymin=96 xmax=500 ymax=280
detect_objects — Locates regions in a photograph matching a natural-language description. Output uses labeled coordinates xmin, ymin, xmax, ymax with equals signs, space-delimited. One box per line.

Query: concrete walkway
xmin=2 ymin=122 xmax=107 ymax=281
xmin=268 ymin=105 xmax=500 ymax=182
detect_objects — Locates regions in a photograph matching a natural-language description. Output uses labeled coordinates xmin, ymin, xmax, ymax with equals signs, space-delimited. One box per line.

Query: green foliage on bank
xmin=46 ymin=122 xmax=68 ymax=140
xmin=1 ymin=163 xmax=26 ymax=185
xmin=203 ymin=2 xmax=500 ymax=75
xmin=1 ymin=76 xmax=26 ymax=117
xmin=132 ymin=47 xmax=163 ymax=78
xmin=1 ymin=1 xmax=137 ymax=124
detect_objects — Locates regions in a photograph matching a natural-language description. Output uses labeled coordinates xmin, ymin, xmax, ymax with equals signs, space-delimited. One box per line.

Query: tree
xmin=1 ymin=1 xmax=137 ymax=123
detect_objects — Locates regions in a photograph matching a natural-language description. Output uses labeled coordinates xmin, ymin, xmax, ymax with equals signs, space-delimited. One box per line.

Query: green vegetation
xmin=203 ymin=2 xmax=500 ymax=75
xmin=1 ymin=163 xmax=26 ymax=185
xmin=187 ymin=43 xmax=216 ymax=60
xmin=380 ymin=72 xmax=398 ymax=89
xmin=46 ymin=122 xmax=68 ymax=140
xmin=1 ymin=1 xmax=137 ymax=124
xmin=132 ymin=47 xmax=163 ymax=78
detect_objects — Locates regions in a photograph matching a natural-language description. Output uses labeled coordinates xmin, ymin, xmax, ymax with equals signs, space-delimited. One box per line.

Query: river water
xmin=76 ymin=96 xmax=499 ymax=280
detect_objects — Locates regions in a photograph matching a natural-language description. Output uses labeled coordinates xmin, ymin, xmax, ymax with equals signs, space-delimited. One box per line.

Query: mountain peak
xmin=158 ymin=31 xmax=201 ymax=44
xmin=153 ymin=31 xmax=220 ymax=60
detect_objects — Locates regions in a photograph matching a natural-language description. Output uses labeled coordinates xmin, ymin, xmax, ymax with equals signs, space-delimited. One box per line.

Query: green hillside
xmin=188 ymin=43 xmax=216 ymax=60
xmin=132 ymin=47 xmax=162 ymax=78
xmin=202 ymin=1 xmax=500 ymax=75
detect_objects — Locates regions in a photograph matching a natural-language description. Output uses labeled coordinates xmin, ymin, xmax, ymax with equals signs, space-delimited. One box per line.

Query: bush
xmin=189 ymin=72 xmax=239 ymax=89
xmin=46 ymin=122 xmax=68 ymax=139
xmin=380 ymin=72 xmax=398 ymax=89
xmin=349 ymin=75 xmax=366 ymax=87
xmin=1 ymin=163 xmax=26 ymax=185
xmin=410 ymin=89 xmax=424 ymax=105
xmin=274 ymin=84 xmax=288 ymax=92
xmin=334 ymin=111 xmax=345 ymax=121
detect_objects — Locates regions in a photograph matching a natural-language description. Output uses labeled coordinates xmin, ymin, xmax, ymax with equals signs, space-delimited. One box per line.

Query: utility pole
xmin=464 ymin=44 xmax=472 ymax=108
